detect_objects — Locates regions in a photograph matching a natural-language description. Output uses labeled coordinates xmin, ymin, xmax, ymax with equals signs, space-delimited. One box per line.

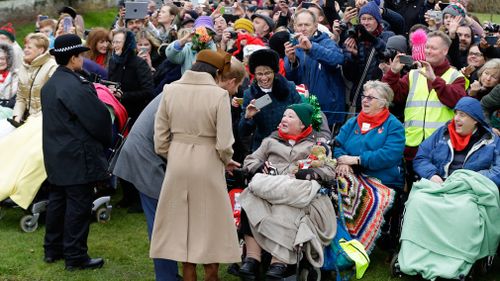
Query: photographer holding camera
xmin=220 ymin=18 xmax=255 ymax=53
xmin=377 ymin=35 xmax=409 ymax=121
xmin=343 ymin=0 xmax=394 ymax=110
xmin=284 ymin=9 xmax=345 ymax=126
xmin=378 ymin=35 xmax=408 ymax=75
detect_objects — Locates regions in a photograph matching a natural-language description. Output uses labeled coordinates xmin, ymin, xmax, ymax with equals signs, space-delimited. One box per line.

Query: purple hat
xmin=359 ymin=0 xmax=382 ymax=24
xmin=194 ymin=16 xmax=215 ymax=32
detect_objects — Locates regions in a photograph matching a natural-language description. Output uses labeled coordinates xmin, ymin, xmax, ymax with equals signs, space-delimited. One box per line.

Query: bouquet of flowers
xmin=191 ymin=26 xmax=213 ymax=51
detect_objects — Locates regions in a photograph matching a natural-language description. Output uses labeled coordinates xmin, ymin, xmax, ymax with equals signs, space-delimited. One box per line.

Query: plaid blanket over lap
xmin=335 ymin=174 xmax=395 ymax=254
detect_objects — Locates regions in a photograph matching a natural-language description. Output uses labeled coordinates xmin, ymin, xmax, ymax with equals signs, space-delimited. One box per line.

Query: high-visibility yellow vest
xmin=404 ymin=67 xmax=465 ymax=147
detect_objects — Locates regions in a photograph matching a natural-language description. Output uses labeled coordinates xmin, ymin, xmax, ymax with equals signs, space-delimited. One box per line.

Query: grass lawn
xmin=474 ymin=13 xmax=500 ymax=24
xmin=1 ymin=204 xmax=499 ymax=281
xmin=12 ymin=8 xmax=118 ymax=48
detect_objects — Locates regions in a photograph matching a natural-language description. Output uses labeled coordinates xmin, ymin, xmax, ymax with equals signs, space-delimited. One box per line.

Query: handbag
xmin=322 ymin=183 xmax=370 ymax=280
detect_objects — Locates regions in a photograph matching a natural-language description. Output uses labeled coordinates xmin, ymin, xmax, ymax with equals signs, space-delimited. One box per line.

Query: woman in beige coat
xmin=12 ymin=33 xmax=57 ymax=122
xmin=151 ymin=50 xmax=244 ymax=281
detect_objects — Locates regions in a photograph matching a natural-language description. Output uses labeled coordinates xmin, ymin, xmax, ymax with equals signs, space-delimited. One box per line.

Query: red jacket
xmin=382 ymin=59 xmax=467 ymax=109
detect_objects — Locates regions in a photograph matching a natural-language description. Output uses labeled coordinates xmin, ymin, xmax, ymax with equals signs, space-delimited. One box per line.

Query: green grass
xmin=473 ymin=13 xmax=500 ymax=24
xmin=1 ymin=204 xmax=499 ymax=281
xmin=12 ymin=8 xmax=118 ymax=48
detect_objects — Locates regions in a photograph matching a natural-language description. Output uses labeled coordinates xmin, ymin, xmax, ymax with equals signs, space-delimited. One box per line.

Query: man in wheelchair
xmin=237 ymin=103 xmax=337 ymax=280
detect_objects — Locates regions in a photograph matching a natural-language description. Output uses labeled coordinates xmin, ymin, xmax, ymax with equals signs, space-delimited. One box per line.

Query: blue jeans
xmin=139 ymin=192 xmax=179 ymax=281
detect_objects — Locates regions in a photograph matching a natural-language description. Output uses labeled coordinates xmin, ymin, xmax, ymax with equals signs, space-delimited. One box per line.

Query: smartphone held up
xmin=62 ymin=16 xmax=73 ymax=34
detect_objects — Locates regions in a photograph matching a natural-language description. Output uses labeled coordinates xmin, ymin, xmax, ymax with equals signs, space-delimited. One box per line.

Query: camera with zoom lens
xmin=338 ymin=21 xmax=348 ymax=31
xmin=484 ymin=23 xmax=499 ymax=34
xmin=229 ymin=31 xmax=238 ymax=39
xmin=377 ymin=48 xmax=398 ymax=63
xmin=347 ymin=27 xmax=357 ymax=38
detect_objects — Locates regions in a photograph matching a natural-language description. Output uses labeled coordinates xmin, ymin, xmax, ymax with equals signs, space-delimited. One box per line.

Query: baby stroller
xmin=390 ymin=170 xmax=500 ymax=281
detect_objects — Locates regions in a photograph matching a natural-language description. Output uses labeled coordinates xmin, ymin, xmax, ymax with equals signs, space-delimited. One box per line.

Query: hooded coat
xmin=414 ymin=97 xmax=500 ymax=186
xmin=108 ymin=31 xmax=154 ymax=121
xmin=0 ymin=43 xmax=18 ymax=108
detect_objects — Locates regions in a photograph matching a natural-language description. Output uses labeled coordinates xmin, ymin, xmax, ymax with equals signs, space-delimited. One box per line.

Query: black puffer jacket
xmin=108 ymin=31 xmax=154 ymax=121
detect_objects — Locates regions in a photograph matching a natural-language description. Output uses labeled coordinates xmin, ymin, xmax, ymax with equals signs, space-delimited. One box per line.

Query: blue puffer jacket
xmin=414 ymin=97 xmax=500 ymax=186
xmin=238 ymin=74 xmax=302 ymax=151
xmin=334 ymin=113 xmax=406 ymax=189
xmin=284 ymin=32 xmax=345 ymax=125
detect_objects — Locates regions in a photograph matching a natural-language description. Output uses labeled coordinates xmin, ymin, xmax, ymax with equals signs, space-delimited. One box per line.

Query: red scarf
xmin=95 ymin=54 xmax=106 ymax=67
xmin=448 ymin=119 xmax=472 ymax=151
xmin=357 ymin=108 xmax=390 ymax=134
xmin=0 ymin=70 xmax=9 ymax=84
xmin=278 ymin=126 xmax=313 ymax=142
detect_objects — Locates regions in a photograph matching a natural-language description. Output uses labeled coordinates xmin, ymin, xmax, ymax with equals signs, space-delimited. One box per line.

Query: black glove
xmin=295 ymin=169 xmax=321 ymax=181
xmin=356 ymin=24 xmax=376 ymax=43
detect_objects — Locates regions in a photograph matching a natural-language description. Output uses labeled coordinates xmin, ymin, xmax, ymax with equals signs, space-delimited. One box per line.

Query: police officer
xmin=41 ymin=34 xmax=112 ymax=271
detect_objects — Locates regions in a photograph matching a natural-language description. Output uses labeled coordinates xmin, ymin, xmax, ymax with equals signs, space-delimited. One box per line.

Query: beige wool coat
xmin=150 ymin=70 xmax=241 ymax=264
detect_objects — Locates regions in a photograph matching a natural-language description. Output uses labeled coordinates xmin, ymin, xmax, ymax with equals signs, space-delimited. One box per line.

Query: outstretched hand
xmin=226 ymin=160 xmax=241 ymax=176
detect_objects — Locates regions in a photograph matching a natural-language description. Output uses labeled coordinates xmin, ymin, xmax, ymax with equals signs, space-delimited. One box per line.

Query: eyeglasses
xmin=112 ymin=40 xmax=124 ymax=45
xmin=468 ymin=52 xmax=483 ymax=57
xmin=255 ymin=71 xmax=274 ymax=78
xmin=361 ymin=94 xmax=380 ymax=101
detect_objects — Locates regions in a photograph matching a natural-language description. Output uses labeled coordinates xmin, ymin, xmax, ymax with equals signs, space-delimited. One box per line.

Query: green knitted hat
xmin=287 ymin=103 xmax=314 ymax=128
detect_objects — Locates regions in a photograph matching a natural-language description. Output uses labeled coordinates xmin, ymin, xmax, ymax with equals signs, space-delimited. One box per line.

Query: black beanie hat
xmin=248 ymin=49 xmax=279 ymax=75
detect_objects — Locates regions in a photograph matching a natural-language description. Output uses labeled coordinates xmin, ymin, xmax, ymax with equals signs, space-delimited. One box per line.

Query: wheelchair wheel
xmin=390 ymin=253 xmax=403 ymax=278
xmin=96 ymin=207 xmax=111 ymax=223
xmin=20 ymin=215 xmax=38 ymax=233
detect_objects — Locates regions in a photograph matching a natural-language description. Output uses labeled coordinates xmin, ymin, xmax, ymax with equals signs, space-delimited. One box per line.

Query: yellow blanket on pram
xmin=0 ymin=115 xmax=46 ymax=209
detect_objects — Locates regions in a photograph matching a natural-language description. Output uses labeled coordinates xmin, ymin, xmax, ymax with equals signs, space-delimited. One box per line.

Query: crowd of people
xmin=0 ymin=0 xmax=499 ymax=280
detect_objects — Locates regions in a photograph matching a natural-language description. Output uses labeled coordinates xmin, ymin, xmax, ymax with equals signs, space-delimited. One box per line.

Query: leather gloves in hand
xmin=295 ymin=169 xmax=320 ymax=181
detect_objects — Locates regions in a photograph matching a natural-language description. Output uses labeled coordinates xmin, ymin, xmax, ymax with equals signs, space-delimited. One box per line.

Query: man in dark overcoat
xmin=41 ymin=34 xmax=112 ymax=271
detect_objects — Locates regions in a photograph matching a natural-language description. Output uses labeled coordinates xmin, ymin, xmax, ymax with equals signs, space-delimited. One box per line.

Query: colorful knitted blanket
xmin=334 ymin=174 xmax=395 ymax=254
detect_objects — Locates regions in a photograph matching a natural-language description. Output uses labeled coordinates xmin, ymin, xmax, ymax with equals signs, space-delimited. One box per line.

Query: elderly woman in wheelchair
xmin=396 ymin=97 xmax=500 ymax=280
xmin=238 ymin=103 xmax=337 ymax=280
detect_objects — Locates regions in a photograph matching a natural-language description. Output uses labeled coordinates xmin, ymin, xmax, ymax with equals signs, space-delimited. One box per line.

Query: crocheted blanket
xmin=335 ymin=174 xmax=395 ymax=254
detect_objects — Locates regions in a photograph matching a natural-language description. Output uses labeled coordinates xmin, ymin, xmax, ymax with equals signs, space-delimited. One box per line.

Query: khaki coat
xmin=13 ymin=51 xmax=57 ymax=118
xmin=150 ymin=70 xmax=240 ymax=264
